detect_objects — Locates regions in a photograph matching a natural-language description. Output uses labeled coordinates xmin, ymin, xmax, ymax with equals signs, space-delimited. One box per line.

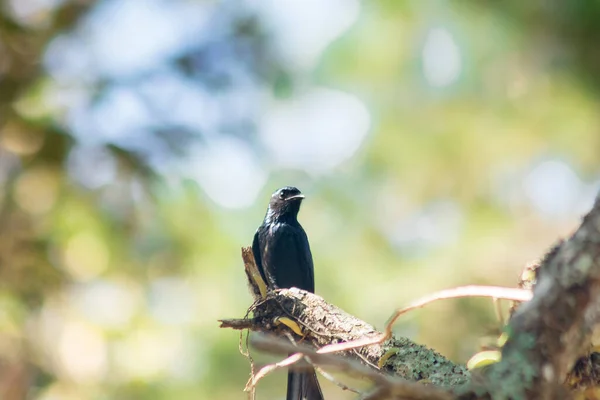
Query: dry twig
xmin=251 ymin=334 xmax=453 ymax=400
xmin=318 ymin=285 xmax=532 ymax=355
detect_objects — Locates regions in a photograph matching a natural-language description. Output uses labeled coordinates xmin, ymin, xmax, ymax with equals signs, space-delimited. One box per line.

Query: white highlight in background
xmin=254 ymin=0 xmax=360 ymax=70
xmin=422 ymin=27 xmax=462 ymax=88
xmin=261 ymin=88 xmax=371 ymax=173
xmin=523 ymin=160 xmax=599 ymax=219
xmin=187 ymin=137 xmax=267 ymax=209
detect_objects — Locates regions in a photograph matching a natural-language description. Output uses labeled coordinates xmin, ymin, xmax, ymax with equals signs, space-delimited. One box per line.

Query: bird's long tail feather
xmin=286 ymin=367 xmax=323 ymax=400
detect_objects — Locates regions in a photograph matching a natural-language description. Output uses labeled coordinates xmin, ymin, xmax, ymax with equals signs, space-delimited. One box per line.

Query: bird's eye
xmin=279 ymin=191 xmax=286 ymax=199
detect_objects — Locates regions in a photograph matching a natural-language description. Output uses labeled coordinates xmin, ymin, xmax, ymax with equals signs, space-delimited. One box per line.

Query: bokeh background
xmin=1 ymin=0 xmax=600 ymax=399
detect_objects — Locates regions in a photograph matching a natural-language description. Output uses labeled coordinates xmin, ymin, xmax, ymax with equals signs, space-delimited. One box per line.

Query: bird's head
xmin=268 ymin=186 xmax=305 ymax=221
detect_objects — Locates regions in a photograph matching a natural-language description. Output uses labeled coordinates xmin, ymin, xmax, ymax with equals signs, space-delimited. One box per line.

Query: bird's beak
xmin=286 ymin=194 xmax=305 ymax=201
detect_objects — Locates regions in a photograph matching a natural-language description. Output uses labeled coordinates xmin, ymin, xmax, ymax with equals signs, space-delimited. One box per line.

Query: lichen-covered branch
xmin=220 ymin=283 xmax=470 ymax=387
xmin=223 ymin=193 xmax=600 ymax=399
xmin=474 ymin=194 xmax=600 ymax=399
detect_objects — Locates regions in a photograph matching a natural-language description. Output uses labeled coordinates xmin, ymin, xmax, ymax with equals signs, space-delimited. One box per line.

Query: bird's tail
xmin=286 ymin=367 xmax=323 ymax=400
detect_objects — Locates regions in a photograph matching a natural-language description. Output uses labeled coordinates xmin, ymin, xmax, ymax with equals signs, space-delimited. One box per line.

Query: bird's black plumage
xmin=252 ymin=186 xmax=323 ymax=400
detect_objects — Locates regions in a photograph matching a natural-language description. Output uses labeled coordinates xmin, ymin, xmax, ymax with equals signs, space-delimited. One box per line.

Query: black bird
xmin=252 ymin=186 xmax=323 ymax=400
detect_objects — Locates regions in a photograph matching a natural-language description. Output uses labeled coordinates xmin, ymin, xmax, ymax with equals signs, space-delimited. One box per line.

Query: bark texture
xmin=474 ymin=195 xmax=600 ymax=399
xmin=221 ymin=286 xmax=470 ymax=387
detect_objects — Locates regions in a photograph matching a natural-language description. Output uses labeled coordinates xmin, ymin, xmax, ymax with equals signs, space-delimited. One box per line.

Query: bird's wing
xmin=298 ymin=226 xmax=315 ymax=292
xmin=269 ymin=223 xmax=315 ymax=292
xmin=252 ymin=228 xmax=269 ymax=287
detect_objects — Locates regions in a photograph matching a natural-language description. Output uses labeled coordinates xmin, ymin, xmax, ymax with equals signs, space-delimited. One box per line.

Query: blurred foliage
xmin=0 ymin=0 xmax=600 ymax=399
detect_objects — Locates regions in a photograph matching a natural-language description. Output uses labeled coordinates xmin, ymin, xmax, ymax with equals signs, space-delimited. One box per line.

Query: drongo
xmin=252 ymin=186 xmax=323 ymax=400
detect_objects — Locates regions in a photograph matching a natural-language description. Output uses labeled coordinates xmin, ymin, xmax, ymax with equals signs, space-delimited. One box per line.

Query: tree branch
xmin=221 ymin=191 xmax=600 ymax=399
xmin=220 ymin=284 xmax=470 ymax=387
xmin=473 ymin=194 xmax=600 ymax=399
